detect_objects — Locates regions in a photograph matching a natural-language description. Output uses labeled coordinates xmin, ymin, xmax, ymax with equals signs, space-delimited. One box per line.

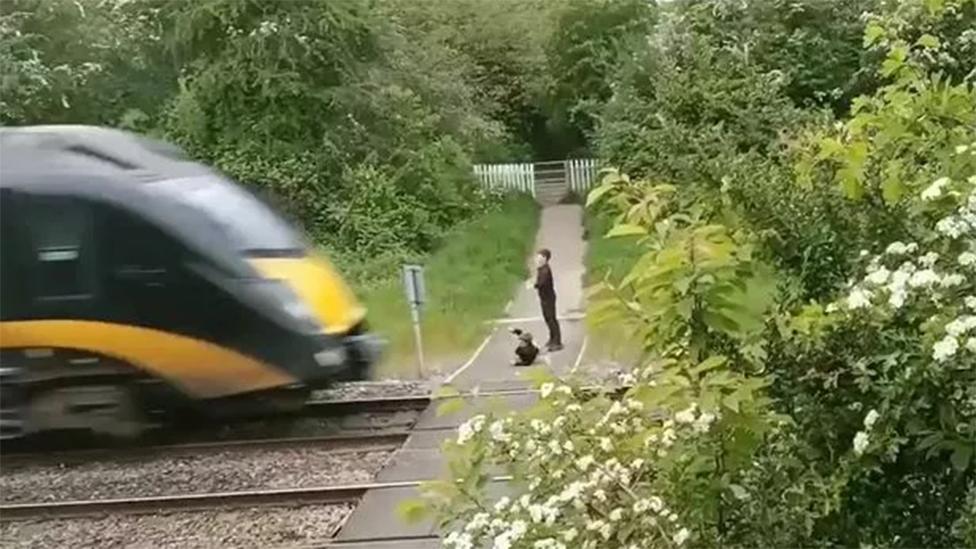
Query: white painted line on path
xmin=444 ymin=328 xmax=496 ymax=384
xmin=572 ymin=335 xmax=589 ymax=373
xmin=489 ymin=313 xmax=585 ymax=324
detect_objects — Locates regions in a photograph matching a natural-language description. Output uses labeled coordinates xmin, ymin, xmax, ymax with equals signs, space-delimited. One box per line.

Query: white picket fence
xmin=566 ymin=158 xmax=600 ymax=194
xmin=473 ymin=163 xmax=536 ymax=196
xmin=472 ymin=158 xmax=600 ymax=198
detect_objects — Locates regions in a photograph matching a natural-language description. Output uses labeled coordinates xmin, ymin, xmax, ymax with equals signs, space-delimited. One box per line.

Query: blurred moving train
xmin=0 ymin=126 xmax=381 ymax=438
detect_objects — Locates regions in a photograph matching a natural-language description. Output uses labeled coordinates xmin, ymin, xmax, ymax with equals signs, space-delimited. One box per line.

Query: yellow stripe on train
xmin=0 ymin=320 xmax=297 ymax=398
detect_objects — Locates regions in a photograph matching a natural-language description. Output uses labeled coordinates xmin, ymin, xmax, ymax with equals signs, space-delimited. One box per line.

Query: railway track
xmin=303 ymin=394 xmax=431 ymax=415
xmin=1 ymin=430 xmax=410 ymax=467
xmin=0 ymin=480 xmax=424 ymax=521
xmin=0 ymin=394 xmax=432 ymax=455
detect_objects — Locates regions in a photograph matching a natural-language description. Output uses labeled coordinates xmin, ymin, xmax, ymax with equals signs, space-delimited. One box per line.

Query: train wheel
xmin=25 ymin=383 xmax=146 ymax=439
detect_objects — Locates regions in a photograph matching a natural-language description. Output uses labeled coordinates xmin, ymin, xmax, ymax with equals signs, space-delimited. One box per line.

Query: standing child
xmin=530 ymin=249 xmax=563 ymax=351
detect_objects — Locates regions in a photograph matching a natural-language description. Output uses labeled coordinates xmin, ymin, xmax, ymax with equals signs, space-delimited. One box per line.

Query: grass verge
xmin=357 ymin=196 xmax=539 ymax=378
xmin=583 ymin=208 xmax=644 ymax=365
xmin=584 ymin=209 xmax=642 ymax=286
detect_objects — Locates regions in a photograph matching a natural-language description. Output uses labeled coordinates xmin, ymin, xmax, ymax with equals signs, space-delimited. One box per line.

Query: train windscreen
xmin=149 ymin=176 xmax=304 ymax=255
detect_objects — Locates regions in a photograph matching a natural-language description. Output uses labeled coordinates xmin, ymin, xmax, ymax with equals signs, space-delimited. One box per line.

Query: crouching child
xmin=509 ymin=327 xmax=539 ymax=366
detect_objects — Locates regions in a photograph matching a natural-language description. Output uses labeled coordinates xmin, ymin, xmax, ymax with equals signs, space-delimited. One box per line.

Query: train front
xmin=149 ymin=175 xmax=382 ymax=386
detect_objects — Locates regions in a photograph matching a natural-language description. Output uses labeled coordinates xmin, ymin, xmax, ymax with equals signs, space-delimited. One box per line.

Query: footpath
xmin=330 ymin=205 xmax=586 ymax=547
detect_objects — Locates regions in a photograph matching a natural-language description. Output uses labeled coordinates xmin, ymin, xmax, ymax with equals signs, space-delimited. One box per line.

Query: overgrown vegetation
xmin=0 ymin=0 xmax=646 ymax=270
xmin=413 ymin=1 xmax=976 ymax=547
xmin=7 ymin=0 xmax=976 ymax=544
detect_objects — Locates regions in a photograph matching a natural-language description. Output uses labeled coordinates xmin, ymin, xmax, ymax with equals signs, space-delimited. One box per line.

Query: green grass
xmin=584 ymin=209 xmax=642 ymax=286
xmin=357 ymin=196 xmax=540 ymax=378
xmin=583 ymin=209 xmax=645 ymax=365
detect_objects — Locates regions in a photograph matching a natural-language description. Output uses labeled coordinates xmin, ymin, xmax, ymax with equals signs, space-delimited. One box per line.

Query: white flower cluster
xmin=457 ymin=414 xmax=486 ymax=445
xmin=837 ymin=184 xmax=976 ymax=364
xmin=249 ymin=20 xmax=280 ymax=38
xmin=446 ymin=377 xmax=706 ymax=547
xmin=853 ymin=408 xmax=881 ymax=457
xmin=673 ymin=403 xmax=717 ymax=434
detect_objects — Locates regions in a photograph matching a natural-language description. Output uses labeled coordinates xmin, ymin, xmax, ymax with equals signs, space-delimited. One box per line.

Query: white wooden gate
xmin=473 ymin=163 xmax=536 ymax=196
xmin=472 ymin=158 xmax=600 ymax=203
xmin=565 ymin=158 xmax=599 ymax=194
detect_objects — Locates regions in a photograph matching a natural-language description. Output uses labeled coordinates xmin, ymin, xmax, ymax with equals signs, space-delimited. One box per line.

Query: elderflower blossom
xmin=945 ymin=316 xmax=976 ymax=337
xmin=967 ymin=338 xmax=976 ymax=352
xmin=885 ymin=241 xmax=917 ymax=255
xmin=457 ymin=415 xmax=486 ymax=444
xmin=865 ymin=265 xmax=891 ymax=285
xmin=445 ymin=531 xmax=474 ymax=549
xmin=889 ymin=289 xmax=907 ymax=309
xmin=540 ymin=383 xmax=555 ymax=399
xmin=920 ymin=252 xmax=940 ymax=267
xmin=490 ymin=420 xmax=511 ymax=442
xmin=908 ymin=269 xmax=940 ymax=288
xmin=921 ymin=177 xmax=950 ymax=200
xmin=694 ymin=412 xmax=717 ymax=433
xmin=847 ymin=288 xmax=873 ymax=309
xmin=960 ymin=252 xmax=976 ymax=267
xmin=933 ymin=335 xmax=959 ymax=362
xmin=937 ymin=217 xmax=969 ymax=238
xmin=853 ymin=431 xmax=870 ymax=456
xmin=966 ymin=296 xmax=976 ymax=310
xmin=941 ymin=273 xmax=966 ymax=288
xmin=674 ymin=404 xmax=697 ymax=424
xmin=864 ymin=409 xmax=880 ymax=430
xmin=674 ymin=527 xmax=691 ymax=546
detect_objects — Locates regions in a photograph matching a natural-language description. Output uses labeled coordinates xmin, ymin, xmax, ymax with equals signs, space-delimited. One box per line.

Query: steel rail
xmin=1 ymin=431 xmax=410 ymax=467
xmin=303 ymin=395 xmax=432 ymax=415
xmin=0 ymin=480 xmax=421 ymax=521
xmin=0 ymin=476 xmax=514 ymax=521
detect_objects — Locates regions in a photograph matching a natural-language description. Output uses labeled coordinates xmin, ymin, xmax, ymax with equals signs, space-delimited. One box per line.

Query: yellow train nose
xmin=248 ymin=253 xmax=366 ymax=334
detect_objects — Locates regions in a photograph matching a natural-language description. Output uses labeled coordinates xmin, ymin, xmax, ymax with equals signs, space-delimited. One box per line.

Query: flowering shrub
xmin=831 ymin=161 xmax=976 ymax=469
xmin=417 ymin=352 xmax=777 ymax=549
xmin=408 ymin=2 xmax=976 ymax=547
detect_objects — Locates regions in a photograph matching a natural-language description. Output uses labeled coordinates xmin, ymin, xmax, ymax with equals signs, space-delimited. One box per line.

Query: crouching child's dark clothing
xmin=511 ymin=328 xmax=539 ymax=366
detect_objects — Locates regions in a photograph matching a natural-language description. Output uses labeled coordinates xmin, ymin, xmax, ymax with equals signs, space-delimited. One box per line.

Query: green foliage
xmin=595 ymin=6 xmax=816 ymax=187
xmin=542 ymin=0 xmax=656 ymax=156
xmin=673 ymin=0 xmax=879 ymax=112
xmin=587 ymin=171 xmax=776 ymax=367
xmin=0 ymin=0 xmax=540 ymax=267
xmin=0 ymin=0 xmax=173 ymax=126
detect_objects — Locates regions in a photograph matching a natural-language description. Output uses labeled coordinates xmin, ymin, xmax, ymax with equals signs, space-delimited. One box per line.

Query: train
xmin=0 ymin=126 xmax=381 ymax=438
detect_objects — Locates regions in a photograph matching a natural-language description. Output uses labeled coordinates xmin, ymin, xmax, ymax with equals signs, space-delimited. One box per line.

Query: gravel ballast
xmin=0 ymin=504 xmax=353 ymax=548
xmin=1 ymin=448 xmax=391 ymax=503
xmin=312 ymin=380 xmax=430 ymax=401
